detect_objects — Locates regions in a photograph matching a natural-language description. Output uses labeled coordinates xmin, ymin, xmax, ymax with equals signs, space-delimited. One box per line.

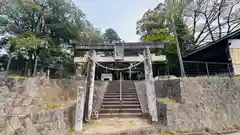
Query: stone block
xmin=4 ymin=106 xmax=13 ymax=116
xmin=21 ymin=97 xmax=33 ymax=106
xmin=45 ymin=130 xmax=58 ymax=135
xmin=12 ymin=85 xmax=25 ymax=94
xmin=0 ymin=117 xmax=6 ymax=129
xmin=3 ymin=96 xmax=14 ymax=107
xmin=0 ymin=124 xmax=15 ymax=135
xmin=12 ymin=107 xmax=29 ymax=117
xmin=12 ymin=96 xmax=24 ymax=107
xmin=24 ymin=118 xmax=40 ymax=135
xmin=0 ymin=86 xmax=9 ymax=95
xmin=0 ymin=117 xmax=25 ymax=135
xmin=32 ymin=111 xmax=54 ymax=124
xmin=44 ymin=123 xmax=54 ymax=130
xmin=34 ymin=124 xmax=44 ymax=132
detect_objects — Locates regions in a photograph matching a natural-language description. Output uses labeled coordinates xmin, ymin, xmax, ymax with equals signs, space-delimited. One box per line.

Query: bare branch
xmin=230 ymin=23 xmax=240 ymax=32
xmin=196 ymin=17 xmax=240 ymax=45
xmin=227 ymin=1 xmax=240 ymax=34
xmin=217 ymin=0 xmax=225 ymax=38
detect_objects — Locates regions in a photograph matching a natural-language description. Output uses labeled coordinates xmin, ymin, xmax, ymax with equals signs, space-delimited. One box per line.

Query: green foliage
xmin=46 ymin=104 xmax=60 ymax=110
xmin=157 ymin=98 xmax=178 ymax=104
xmin=0 ymin=0 xmax=104 ymax=77
xmin=103 ymin=28 xmax=121 ymax=43
xmin=137 ymin=0 xmax=193 ymax=66
xmin=7 ymin=74 xmax=25 ymax=79
xmin=9 ymin=34 xmax=42 ymax=51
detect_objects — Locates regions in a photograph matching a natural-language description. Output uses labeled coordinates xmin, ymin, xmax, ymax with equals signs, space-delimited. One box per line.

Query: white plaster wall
xmin=229 ymin=39 xmax=240 ymax=48
xmin=228 ymin=39 xmax=240 ymax=75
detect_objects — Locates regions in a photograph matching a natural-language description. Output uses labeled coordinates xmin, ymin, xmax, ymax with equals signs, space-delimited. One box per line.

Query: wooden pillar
xmin=143 ymin=47 xmax=158 ymax=123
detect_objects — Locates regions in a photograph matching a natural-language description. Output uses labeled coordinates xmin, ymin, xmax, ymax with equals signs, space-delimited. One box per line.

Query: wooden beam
xmin=74 ymin=54 xmax=166 ymax=63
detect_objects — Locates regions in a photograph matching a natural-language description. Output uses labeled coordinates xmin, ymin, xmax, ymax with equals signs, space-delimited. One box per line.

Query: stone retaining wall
xmin=0 ymin=77 xmax=82 ymax=135
xmin=155 ymin=80 xmax=181 ymax=102
xmin=0 ymin=77 xmax=110 ymax=134
xmin=155 ymin=77 xmax=240 ymax=131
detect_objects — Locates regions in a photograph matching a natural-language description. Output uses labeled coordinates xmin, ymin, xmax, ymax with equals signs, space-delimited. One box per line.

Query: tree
xmin=137 ymin=0 xmax=192 ymax=76
xmin=136 ymin=0 xmax=191 ymax=62
xmin=79 ymin=21 xmax=104 ymax=45
xmin=103 ymin=28 xmax=121 ymax=43
xmin=9 ymin=32 xmax=43 ymax=76
xmin=0 ymin=0 xmax=102 ymax=77
xmin=184 ymin=0 xmax=240 ymax=46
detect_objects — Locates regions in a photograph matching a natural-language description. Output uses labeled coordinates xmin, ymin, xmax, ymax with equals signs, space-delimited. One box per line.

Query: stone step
xmin=105 ymin=91 xmax=137 ymax=94
xmin=103 ymin=97 xmax=139 ymax=101
xmin=98 ymin=112 xmax=144 ymax=118
xmin=125 ymin=87 xmax=135 ymax=90
xmin=105 ymin=92 xmax=137 ymax=94
xmin=104 ymin=94 xmax=138 ymax=98
xmin=102 ymin=104 xmax=141 ymax=109
xmin=100 ymin=108 xmax=142 ymax=113
xmin=102 ymin=100 xmax=140 ymax=104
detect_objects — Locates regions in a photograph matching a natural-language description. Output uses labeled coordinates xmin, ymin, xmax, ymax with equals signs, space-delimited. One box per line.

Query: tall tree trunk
xmin=33 ymin=52 xmax=38 ymax=77
xmin=28 ymin=51 xmax=33 ymax=76
xmin=59 ymin=64 xmax=63 ymax=77
xmin=5 ymin=55 xmax=12 ymax=77
xmin=47 ymin=68 xmax=50 ymax=79
xmin=25 ymin=62 xmax=28 ymax=77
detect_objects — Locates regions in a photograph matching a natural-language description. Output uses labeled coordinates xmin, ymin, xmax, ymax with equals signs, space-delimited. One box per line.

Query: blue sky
xmin=73 ymin=0 xmax=160 ymax=42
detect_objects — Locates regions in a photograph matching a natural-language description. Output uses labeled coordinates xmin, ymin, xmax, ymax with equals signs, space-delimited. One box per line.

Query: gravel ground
xmin=81 ymin=117 xmax=153 ymax=134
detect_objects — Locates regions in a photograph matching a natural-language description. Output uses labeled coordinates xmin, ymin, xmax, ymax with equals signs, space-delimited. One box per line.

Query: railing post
xmin=206 ymin=62 xmax=209 ymax=77
xmin=196 ymin=63 xmax=199 ymax=75
xmin=120 ymin=72 xmax=122 ymax=103
xmin=167 ymin=64 xmax=170 ymax=76
xmin=227 ymin=63 xmax=233 ymax=77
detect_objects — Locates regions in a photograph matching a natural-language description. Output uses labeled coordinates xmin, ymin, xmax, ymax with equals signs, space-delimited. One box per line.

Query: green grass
xmin=7 ymin=74 xmax=25 ymax=79
xmin=157 ymin=98 xmax=178 ymax=104
xmin=160 ymin=130 xmax=176 ymax=135
xmin=45 ymin=104 xmax=61 ymax=110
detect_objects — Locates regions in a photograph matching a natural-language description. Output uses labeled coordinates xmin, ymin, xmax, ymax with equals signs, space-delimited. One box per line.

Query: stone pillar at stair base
xmin=143 ymin=47 xmax=158 ymax=123
xmin=75 ymin=80 xmax=87 ymax=131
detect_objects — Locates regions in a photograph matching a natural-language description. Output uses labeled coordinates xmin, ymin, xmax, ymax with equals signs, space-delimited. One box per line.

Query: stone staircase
xmin=99 ymin=81 xmax=143 ymax=118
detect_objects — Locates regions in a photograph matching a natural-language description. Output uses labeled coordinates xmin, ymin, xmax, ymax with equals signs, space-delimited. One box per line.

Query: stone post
xmin=75 ymin=83 xmax=86 ymax=131
xmin=87 ymin=50 xmax=96 ymax=121
xmin=75 ymin=56 xmax=88 ymax=131
xmin=143 ymin=47 xmax=158 ymax=123
xmin=76 ymin=63 xmax=85 ymax=78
